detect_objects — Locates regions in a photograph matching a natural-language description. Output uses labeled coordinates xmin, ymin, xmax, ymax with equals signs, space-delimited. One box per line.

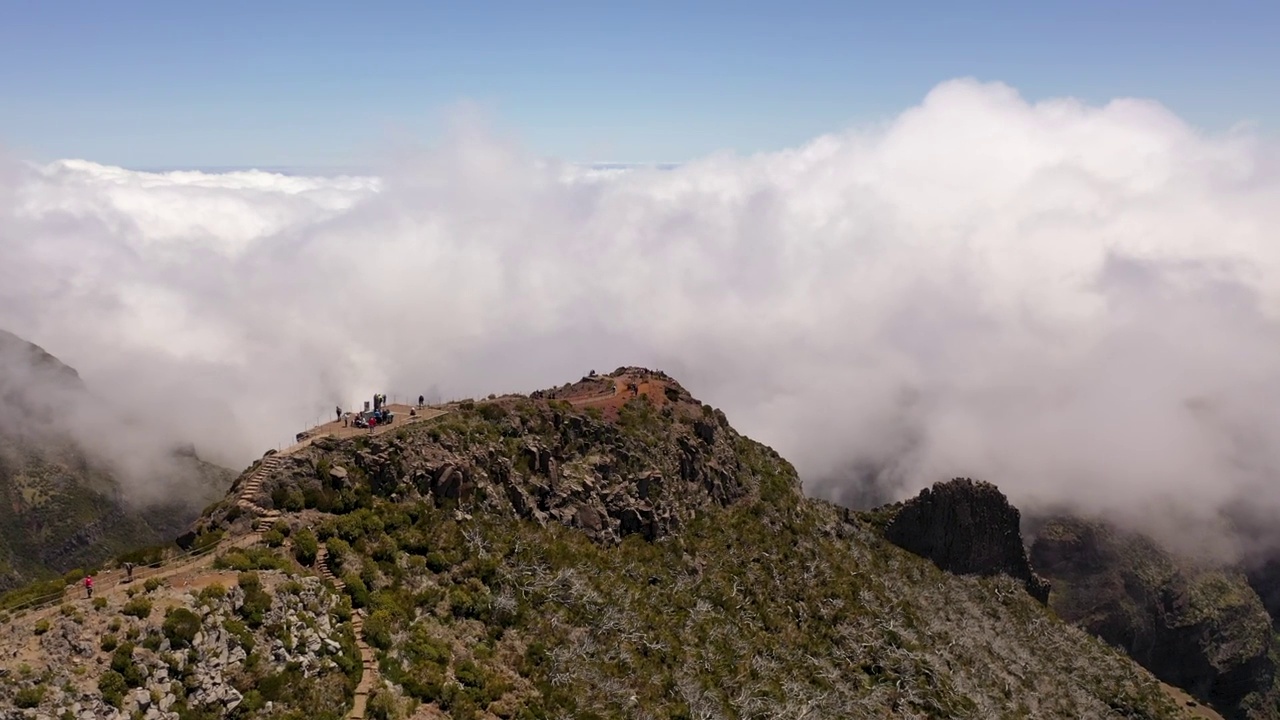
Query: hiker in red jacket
xmin=84 ymin=575 xmax=94 ymax=599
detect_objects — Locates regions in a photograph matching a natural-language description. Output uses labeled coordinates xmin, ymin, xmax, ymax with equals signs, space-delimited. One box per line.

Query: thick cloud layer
xmin=2 ymin=79 xmax=1278 ymax=556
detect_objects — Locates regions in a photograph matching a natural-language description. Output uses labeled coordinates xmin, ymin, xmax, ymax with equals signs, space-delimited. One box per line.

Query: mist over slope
xmin=2 ymin=78 xmax=1278 ymax=558
xmin=0 ymin=330 xmax=233 ymax=590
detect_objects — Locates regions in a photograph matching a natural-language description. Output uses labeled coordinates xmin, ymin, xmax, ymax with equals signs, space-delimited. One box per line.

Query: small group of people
xmin=331 ymin=391 xmax=432 ymax=431
xmin=355 ymin=406 xmax=392 ymax=430
xmin=82 ymin=562 xmax=135 ymax=599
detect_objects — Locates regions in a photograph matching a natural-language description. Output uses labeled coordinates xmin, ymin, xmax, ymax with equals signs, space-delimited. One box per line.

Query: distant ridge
xmin=125 ymin=162 xmax=683 ymax=176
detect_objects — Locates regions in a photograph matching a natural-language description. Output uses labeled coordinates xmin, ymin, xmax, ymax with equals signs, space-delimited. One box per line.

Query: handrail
xmin=1 ymin=539 xmax=224 ymax=615
xmin=3 ymin=406 xmax=456 ymax=617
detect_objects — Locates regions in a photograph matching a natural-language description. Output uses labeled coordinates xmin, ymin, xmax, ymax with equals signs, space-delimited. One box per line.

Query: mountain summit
xmin=0 ymin=367 xmax=1195 ymax=718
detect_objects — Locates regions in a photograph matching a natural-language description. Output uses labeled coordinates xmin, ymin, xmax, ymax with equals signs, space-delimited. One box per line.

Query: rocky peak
xmin=884 ymin=478 xmax=1051 ymax=603
xmin=200 ymin=368 xmax=799 ymax=547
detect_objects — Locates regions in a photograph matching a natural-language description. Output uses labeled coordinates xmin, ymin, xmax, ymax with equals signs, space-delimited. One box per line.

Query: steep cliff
xmin=1031 ymin=517 xmax=1278 ymax=719
xmin=0 ymin=330 xmax=233 ymax=592
xmin=881 ymin=477 xmax=1052 ymax=603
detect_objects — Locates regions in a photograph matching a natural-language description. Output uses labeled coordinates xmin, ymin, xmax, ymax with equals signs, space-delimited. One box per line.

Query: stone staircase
xmin=318 ymin=545 xmax=378 ymax=719
xmin=234 ymin=454 xmax=284 ymax=531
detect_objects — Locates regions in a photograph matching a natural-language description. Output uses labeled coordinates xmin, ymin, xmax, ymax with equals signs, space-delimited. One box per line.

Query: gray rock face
xmin=1031 ymin=517 xmax=1278 ymax=715
xmin=885 ymin=478 xmax=1050 ymax=604
xmin=237 ymin=371 xmax=785 ymax=550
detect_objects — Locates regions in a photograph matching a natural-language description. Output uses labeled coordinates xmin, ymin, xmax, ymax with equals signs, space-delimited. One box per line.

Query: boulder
xmin=885 ymin=478 xmax=1050 ymax=604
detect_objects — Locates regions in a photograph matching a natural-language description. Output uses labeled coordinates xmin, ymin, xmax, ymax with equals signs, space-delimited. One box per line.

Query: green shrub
xmin=364 ymin=610 xmax=393 ymax=649
xmin=237 ymin=572 xmax=272 ymax=628
xmin=198 ymin=584 xmax=227 ymax=603
xmin=223 ymin=618 xmax=255 ymax=653
xmin=367 ymin=688 xmax=405 ymax=720
xmin=110 ymin=643 xmax=144 ymax=687
xmin=100 ymin=634 xmax=118 ymax=652
xmin=141 ymin=630 xmax=162 ymax=651
xmin=293 ymin=527 xmax=319 ymax=566
xmin=92 ymin=596 xmax=107 ymax=610
xmin=214 ymin=547 xmax=289 ymax=572
xmin=0 ymin=577 xmax=65 ymax=612
xmin=14 ymin=684 xmax=45 ymax=708
xmin=143 ymin=577 xmax=163 ymax=593
xmin=272 ymin=486 xmax=306 ymax=512
xmin=122 ymin=597 xmax=152 ymax=619
xmin=162 ymin=607 xmax=202 ymax=649
xmin=425 ymin=551 xmax=451 ymax=573
xmin=115 ymin=544 xmax=169 ymax=568
xmin=192 ymin=529 xmax=224 ymax=551
xmin=342 ymin=573 xmax=369 ymax=608
xmin=33 ymin=619 xmax=50 ymax=635
xmin=325 ymin=538 xmax=352 ymax=572
xmin=98 ymin=671 xmax=127 ymax=707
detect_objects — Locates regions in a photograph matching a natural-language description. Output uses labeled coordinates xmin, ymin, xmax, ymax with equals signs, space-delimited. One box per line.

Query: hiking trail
xmin=318 ymin=544 xmax=378 ymax=719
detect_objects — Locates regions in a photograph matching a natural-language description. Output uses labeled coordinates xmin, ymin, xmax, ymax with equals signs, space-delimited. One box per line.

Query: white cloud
xmin=2 ymin=78 xmax=1279 ymax=555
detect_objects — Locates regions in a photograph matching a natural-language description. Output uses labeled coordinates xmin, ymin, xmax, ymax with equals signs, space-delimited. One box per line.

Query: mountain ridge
xmin=0 ymin=365 xmax=1223 ymax=718
xmin=0 ymin=329 xmax=235 ymax=592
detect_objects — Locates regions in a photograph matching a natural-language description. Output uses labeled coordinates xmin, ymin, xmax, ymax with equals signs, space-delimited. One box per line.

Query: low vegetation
xmin=0 ymin=369 xmax=1196 ymax=718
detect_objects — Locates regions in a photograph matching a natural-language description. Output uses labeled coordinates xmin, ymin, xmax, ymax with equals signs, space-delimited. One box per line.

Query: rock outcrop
xmin=200 ymin=368 xmax=780 ymax=549
xmin=884 ymin=478 xmax=1051 ymax=603
xmin=1031 ymin=517 xmax=1278 ymax=717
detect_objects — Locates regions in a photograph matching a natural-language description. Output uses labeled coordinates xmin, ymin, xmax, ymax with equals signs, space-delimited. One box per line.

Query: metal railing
xmin=0 ymin=540 xmax=225 ymax=616
xmin=271 ymin=397 xmax=461 ymax=454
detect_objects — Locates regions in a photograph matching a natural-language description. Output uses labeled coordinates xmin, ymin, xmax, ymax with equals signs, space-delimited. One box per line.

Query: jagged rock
xmin=575 ymin=503 xmax=603 ymax=532
xmin=1031 ymin=517 xmax=1277 ymax=714
xmin=312 ymin=435 xmax=340 ymax=451
xmin=885 ymin=478 xmax=1050 ymax=604
xmin=130 ymin=687 xmax=151 ymax=710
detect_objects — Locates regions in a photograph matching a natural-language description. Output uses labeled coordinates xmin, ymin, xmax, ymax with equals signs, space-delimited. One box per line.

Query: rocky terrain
xmin=0 ymin=367 xmax=1217 ymax=718
xmin=1031 ymin=517 xmax=1279 ymax=719
xmin=0 ymin=561 xmax=359 ymax=720
xmin=0 ymin=330 xmax=234 ymax=594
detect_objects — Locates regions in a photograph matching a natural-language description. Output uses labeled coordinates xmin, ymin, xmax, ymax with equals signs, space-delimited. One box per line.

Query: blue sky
xmin=1 ymin=0 xmax=1276 ymax=169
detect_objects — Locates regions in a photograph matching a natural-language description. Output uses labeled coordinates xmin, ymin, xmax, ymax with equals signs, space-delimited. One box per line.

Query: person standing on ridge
xmin=84 ymin=575 xmax=94 ymax=599
xmin=419 ymin=394 xmax=424 ymax=407
xmin=124 ymin=562 xmax=135 ymax=583
xmin=335 ymin=405 xmax=342 ymax=422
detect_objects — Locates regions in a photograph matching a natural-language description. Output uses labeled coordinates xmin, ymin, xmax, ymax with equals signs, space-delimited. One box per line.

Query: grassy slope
xmin=1032 ymin=518 xmax=1279 ymax=719
xmin=0 ymin=380 xmax=1192 ymax=718
xmin=291 ymin=397 xmax=1185 ymax=720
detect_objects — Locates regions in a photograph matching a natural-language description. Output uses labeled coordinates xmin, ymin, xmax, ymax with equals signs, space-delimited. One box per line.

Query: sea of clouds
xmin=2 ymin=79 xmax=1279 ymax=556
